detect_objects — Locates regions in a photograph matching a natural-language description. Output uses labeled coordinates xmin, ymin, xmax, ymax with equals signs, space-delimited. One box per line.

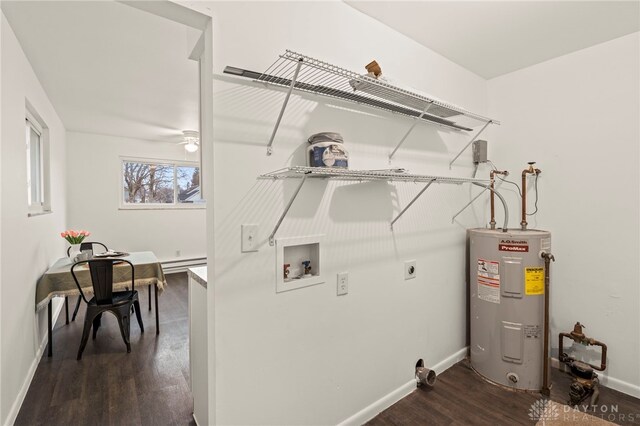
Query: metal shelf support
xmin=269 ymin=175 xmax=307 ymax=245
xmin=449 ymin=120 xmax=491 ymax=169
xmin=451 ymin=185 xmax=489 ymax=223
xmin=266 ymin=58 xmax=303 ymax=156
xmin=388 ymin=103 xmax=433 ymax=162
xmin=390 ymin=179 xmax=436 ymax=229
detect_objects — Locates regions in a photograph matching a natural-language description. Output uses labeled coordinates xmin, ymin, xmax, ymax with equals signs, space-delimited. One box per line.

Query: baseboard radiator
xmin=161 ymin=257 xmax=207 ymax=274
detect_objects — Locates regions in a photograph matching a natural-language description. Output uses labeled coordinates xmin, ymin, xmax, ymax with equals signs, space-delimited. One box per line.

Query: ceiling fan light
xmin=182 ymin=130 xmax=199 ymax=152
xmin=184 ymin=141 xmax=199 ymax=153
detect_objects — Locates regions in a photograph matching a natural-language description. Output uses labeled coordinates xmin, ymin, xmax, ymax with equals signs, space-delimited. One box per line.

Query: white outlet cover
xmin=405 ymin=260 xmax=416 ymax=280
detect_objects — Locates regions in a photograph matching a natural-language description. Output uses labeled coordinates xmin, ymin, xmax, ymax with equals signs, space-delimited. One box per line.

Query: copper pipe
xmin=489 ymin=170 xmax=508 ymax=230
xmin=541 ymin=251 xmax=554 ymax=397
xmin=559 ymin=323 xmax=607 ymax=372
xmin=521 ymin=164 xmax=541 ymax=230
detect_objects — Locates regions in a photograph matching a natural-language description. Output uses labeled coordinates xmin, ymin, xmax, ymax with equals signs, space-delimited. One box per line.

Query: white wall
xmin=208 ymin=2 xmax=490 ymax=424
xmin=0 ymin=12 xmax=67 ymax=425
xmin=487 ymin=33 xmax=640 ymax=397
xmin=66 ymin=131 xmax=206 ymax=262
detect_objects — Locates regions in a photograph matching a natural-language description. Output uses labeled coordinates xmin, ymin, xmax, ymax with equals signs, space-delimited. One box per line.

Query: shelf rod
xmin=266 ymin=58 xmax=303 ymax=156
xmin=390 ymin=179 xmax=436 ymax=230
xmin=449 ymin=120 xmax=491 ymax=169
xmin=388 ymin=103 xmax=433 ymax=162
xmin=451 ymin=185 xmax=489 ymax=223
xmin=269 ymin=175 xmax=307 ymax=245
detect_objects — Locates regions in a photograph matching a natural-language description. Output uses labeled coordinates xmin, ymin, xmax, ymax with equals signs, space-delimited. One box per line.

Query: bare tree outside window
xmin=122 ymin=160 xmax=200 ymax=206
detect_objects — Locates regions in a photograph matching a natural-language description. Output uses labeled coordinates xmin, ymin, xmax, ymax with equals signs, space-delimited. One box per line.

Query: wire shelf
xmin=260 ymin=166 xmax=488 ymax=185
xmin=223 ymin=50 xmax=499 ymax=159
xmin=256 ymin=50 xmax=497 ymax=130
xmin=261 ymin=166 xmax=490 ymax=244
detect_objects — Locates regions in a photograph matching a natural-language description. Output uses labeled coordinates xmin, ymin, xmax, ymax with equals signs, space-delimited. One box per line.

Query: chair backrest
xmin=66 ymin=241 xmax=108 ymax=257
xmin=71 ymin=259 xmax=135 ymax=305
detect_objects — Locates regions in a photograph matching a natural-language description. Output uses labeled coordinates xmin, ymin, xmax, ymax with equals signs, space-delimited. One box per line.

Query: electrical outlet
xmin=405 ymin=260 xmax=416 ymax=280
xmin=337 ymin=272 xmax=348 ymax=296
xmin=241 ymin=224 xmax=259 ymax=252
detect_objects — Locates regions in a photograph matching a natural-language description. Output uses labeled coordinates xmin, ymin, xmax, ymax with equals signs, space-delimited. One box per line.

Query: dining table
xmin=35 ymin=251 xmax=167 ymax=357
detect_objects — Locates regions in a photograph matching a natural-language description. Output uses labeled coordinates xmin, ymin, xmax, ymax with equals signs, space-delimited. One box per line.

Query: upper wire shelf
xmin=263 ymin=51 xmax=496 ymax=127
xmin=224 ymin=50 xmax=499 ymax=163
xmin=260 ymin=166 xmax=488 ymax=185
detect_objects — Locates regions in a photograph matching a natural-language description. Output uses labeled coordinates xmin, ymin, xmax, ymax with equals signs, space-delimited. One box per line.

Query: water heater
xmin=468 ymin=228 xmax=551 ymax=390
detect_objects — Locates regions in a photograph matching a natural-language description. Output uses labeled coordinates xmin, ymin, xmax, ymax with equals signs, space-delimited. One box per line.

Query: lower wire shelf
xmin=260 ymin=166 xmax=490 ymax=245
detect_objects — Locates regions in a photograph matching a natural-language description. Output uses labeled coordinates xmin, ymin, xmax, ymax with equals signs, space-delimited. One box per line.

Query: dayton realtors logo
xmin=528 ymin=399 xmax=639 ymax=423
xmin=528 ymin=399 xmax=559 ymax=422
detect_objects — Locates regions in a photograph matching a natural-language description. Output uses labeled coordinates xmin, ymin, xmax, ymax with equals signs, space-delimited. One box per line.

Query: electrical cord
xmin=496 ymin=175 xmax=522 ymax=197
xmin=488 ymin=160 xmax=539 ymax=216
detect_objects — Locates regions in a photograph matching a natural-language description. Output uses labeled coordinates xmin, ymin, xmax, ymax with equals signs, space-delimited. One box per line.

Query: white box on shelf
xmin=275 ymin=235 xmax=324 ymax=293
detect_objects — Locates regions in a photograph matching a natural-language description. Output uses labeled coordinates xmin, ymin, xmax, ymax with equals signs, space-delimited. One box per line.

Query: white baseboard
xmin=3 ymin=300 xmax=64 ymax=426
xmin=431 ymin=347 xmax=468 ymax=375
xmin=162 ymin=257 xmax=206 ymax=274
xmin=337 ymin=347 xmax=468 ymax=426
xmin=551 ymin=357 xmax=640 ymax=399
xmin=337 ymin=379 xmax=416 ymax=426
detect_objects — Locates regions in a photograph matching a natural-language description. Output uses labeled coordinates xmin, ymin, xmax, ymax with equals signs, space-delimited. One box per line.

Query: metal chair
xmin=66 ymin=242 xmax=108 ymax=322
xmin=71 ymin=258 xmax=144 ymax=360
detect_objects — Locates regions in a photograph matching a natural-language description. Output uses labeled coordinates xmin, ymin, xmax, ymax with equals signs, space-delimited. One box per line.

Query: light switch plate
xmin=337 ymin=272 xmax=348 ymax=296
xmin=241 ymin=224 xmax=259 ymax=252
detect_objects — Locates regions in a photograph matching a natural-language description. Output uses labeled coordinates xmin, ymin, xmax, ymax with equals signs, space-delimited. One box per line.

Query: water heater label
xmin=524 ymin=324 xmax=541 ymax=339
xmin=477 ymin=259 xmax=500 ymax=304
xmin=525 ymin=267 xmax=545 ymax=295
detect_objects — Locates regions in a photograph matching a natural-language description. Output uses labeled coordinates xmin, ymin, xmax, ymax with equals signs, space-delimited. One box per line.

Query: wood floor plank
xmin=15 ymin=273 xmax=195 ymax=426
xmin=368 ymin=361 xmax=640 ymax=426
xmin=16 ymin=272 xmax=640 ymax=425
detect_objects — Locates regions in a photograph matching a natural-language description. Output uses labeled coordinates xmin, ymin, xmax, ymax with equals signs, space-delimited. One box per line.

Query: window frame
xmin=119 ymin=156 xmax=204 ymax=210
xmin=26 ymin=108 xmax=51 ymax=216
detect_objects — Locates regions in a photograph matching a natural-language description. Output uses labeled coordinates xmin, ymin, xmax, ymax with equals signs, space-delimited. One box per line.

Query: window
xmin=121 ymin=159 xmax=202 ymax=208
xmin=26 ymin=109 xmax=50 ymax=215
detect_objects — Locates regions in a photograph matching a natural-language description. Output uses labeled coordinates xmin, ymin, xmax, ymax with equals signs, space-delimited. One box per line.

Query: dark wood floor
xmin=368 ymin=361 xmax=640 ymax=425
xmin=17 ymin=275 xmax=640 ymax=426
xmin=16 ymin=273 xmax=194 ymax=426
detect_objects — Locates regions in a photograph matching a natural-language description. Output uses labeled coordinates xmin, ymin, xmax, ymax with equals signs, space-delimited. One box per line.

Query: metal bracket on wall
xmin=266 ymin=58 xmax=304 ymax=156
xmin=388 ymin=103 xmax=433 ymax=162
xmin=451 ymin=185 xmax=489 ymax=223
xmin=390 ymin=179 xmax=437 ymax=230
xmin=268 ymin=175 xmax=307 ymax=245
xmin=449 ymin=120 xmax=492 ymax=169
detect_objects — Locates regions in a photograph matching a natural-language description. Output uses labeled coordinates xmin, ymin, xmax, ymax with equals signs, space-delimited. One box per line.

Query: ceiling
xmin=1 ymin=1 xmax=200 ymax=141
xmin=345 ymin=1 xmax=640 ymax=79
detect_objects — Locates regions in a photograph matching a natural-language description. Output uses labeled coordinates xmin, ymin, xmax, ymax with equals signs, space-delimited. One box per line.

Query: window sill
xmin=28 ymin=210 xmax=53 ymax=217
xmin=119 ymin=203 xmax=206 ymax=211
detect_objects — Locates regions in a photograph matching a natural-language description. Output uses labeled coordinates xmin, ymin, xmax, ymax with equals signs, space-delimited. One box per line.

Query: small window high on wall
xmin=121 ymin=158 xmax=203 ymax=209
xmin=26 ymin=108 xmax=50 ymax=216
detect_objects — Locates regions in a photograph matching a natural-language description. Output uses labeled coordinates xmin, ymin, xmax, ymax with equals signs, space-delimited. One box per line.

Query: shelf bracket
xmin=390 ymin=179 xmax=436 ymax=230
xmin=266 ymin=58 xmax=304 ymax=156
xmin=449 ymin=120 xmax=491 ymax=169
xmin=269 ymin=175 xmax=307 ymax=245
xmin=388 ymin=103 xmax=433 ymax=162
xmin=451 ymin=185 xmax=489 ymax=223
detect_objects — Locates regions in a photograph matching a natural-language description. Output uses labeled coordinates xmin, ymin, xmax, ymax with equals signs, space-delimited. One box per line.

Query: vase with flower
xmin=61 ymin=230 xmax=91 ymax=261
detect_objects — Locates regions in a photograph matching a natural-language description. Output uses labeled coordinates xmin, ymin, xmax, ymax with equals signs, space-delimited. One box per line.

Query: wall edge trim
xmin=3 ymin=301 xmax=64 ymax=426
